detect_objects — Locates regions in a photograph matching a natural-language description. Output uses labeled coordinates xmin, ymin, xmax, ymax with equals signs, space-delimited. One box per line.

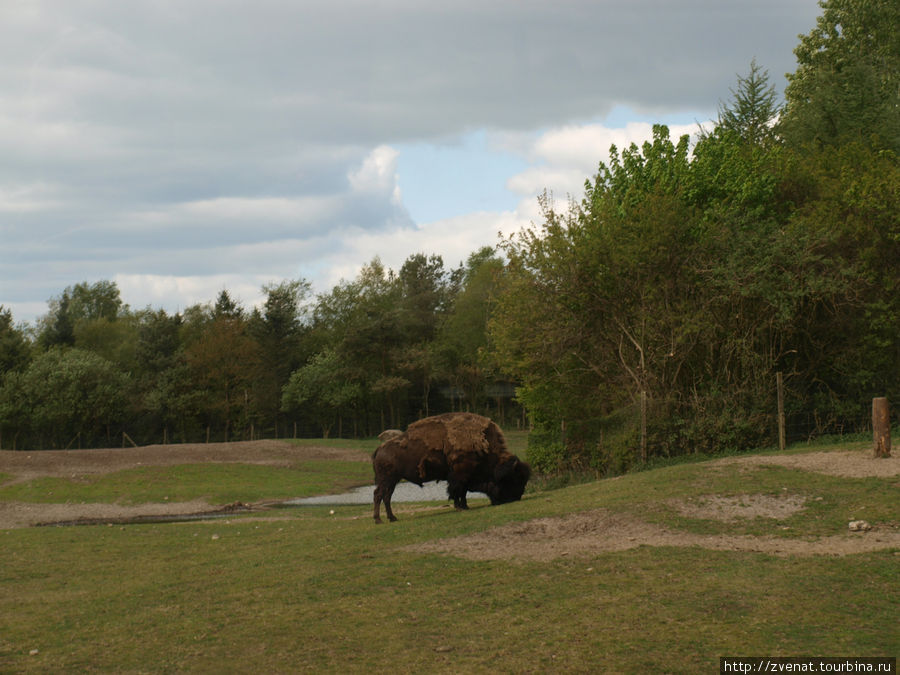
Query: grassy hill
xmin=1 ymin=437 xmax=897 ymax=672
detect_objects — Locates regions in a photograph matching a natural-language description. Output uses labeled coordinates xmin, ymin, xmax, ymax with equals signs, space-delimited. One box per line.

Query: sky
xmin=0 ymin=0 xmax=823 ymax=325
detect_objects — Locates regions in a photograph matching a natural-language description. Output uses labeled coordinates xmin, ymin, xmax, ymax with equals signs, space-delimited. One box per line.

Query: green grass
xmin=290 ymin=436 xmax=381 ymax=453
xmin=1 ymin=437 xmax=897 ymax=673
xmin=0 ymin=461 xmax=374 ymax=505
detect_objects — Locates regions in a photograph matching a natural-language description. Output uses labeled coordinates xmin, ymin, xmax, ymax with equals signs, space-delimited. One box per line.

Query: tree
xmin=775 ymin=141 xmax=900 ymax=427
xmin=716 ymin=59 xmax=780 ymax=146
xmin=436 ymin=247 xmax=505 ymax=415
xmin=0 ymin=348 xmax=131 ymax=449
xmin=38 ymin=281 xmax=126 ymax=350
xmin=780 ymin=0 xmax=900 ymax=151
xmin=73 ymin=315 xmax=139 ymax=369
xmin=311 ymin=257 xmax=407 ymax=431
xmin=134 ymin=309 xmax=182 ymax=377
xmin=491 ymin=122 xmax=790 ymax=468
xmin=143 ymin=361 xmax=204 ymax=444
xmin=0 ymin=371 xmax=29 ymax=449
xmin=213 ymin=290 xmax=243 ymax=320
xmin=185 ymin=317 xmax=262 ymax=441
xmin=0 ymin=307 xmax=31 ymax=374
xmin=395 ymin=253 xmax=448 ymax=415
xmin=282 ymin=349 xmax=361 ymax=437
xmin=249 ymin=280 xmax=313 ymax=434
xmin=38 ymin=291 xmax=75 ymax=349
xmin=397 ymin=253 xmax=447 ymax=342
xmin=67 ymin=280 xmax=124 ymax=322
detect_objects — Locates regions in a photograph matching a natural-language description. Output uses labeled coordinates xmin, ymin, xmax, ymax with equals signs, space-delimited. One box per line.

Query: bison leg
xmin=373 ymin=481 xmax=398 ymax=524
xmin=373 ymin=480 xmax=399 ymax=523
xmin=373 ymin=484 xmax=384 ymax=524
xmin=447 ymin=480 xmax=469 ymax=510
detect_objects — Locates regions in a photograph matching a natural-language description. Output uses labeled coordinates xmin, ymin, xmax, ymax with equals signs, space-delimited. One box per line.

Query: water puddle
xmin=37 ymin=482 xmax=485 ymax=526
xmin=283 ymin=480 xmax=484 ymax=506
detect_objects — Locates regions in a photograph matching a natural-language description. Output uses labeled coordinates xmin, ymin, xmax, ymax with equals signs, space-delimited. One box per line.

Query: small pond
xmin=283 ymin=480 xmax=487 ymax=506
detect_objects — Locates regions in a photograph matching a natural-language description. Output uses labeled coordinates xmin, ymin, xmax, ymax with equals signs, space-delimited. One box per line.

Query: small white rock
xmin=848 ymin=520 xmax=871 ymax=532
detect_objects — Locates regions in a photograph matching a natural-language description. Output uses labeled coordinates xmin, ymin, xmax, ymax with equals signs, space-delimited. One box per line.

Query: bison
xmin=372 ymin=412 xmax=530 ymax=523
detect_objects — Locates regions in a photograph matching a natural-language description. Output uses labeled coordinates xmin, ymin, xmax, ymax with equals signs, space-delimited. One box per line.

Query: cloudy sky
xmin=1 ymin=0 xmax=821 ymax=324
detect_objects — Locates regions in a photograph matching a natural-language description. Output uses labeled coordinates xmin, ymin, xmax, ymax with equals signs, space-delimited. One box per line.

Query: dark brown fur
xmin=372 ymin=412 xmax=530 ymax=523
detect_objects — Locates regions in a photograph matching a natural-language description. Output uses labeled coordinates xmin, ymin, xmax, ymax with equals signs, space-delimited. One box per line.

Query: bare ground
xmin=2 ymin=443 xmax=898 ymax=559
xmin=406 ymin=508 xmax=900 ymax=561
xmin=708 ymin=448 xmax=900 ymax=478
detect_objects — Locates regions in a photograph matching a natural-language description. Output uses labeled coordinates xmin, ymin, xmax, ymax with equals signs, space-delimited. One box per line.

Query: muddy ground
xmin=2 ymin=442 xmax=898 ymax=558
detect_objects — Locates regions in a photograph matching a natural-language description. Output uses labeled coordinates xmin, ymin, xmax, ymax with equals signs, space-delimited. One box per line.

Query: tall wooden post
xmin=872 ymin=397 xmax=891 ymax=458
xmin=776 ymin=372 xmax=786 ymax=451
xmin=639 ymin=389 xmax=648 ymax=463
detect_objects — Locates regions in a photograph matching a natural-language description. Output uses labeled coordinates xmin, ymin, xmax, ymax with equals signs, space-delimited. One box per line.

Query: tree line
xmin=1 ymin=0 xmax=897 ymax=472
xmin=0 ymin=250 xmax=513 ymax=450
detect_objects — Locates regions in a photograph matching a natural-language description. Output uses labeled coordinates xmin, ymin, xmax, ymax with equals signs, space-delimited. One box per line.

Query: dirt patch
xmin=406 ymin=508 xmax=900 ymax=562
xmin=669 ymin=494 xmax=808 ymax=521
xmin=0 ymin=440 xmax=370 ymax=529
xmin=408 ymin=450 xmax=900 ymax=561
xmin=710 ymin=449 xmax=900 ymax=478
xmin=0 ymin=440 xmax=368 ymax=487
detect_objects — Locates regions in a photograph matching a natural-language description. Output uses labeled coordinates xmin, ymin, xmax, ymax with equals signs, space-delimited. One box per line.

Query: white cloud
xmin=114 ymin=273 xmax=277 ymax=314
xmin=317 ymin=210 xmax=529 ymax=289
xmin=348 ymin=145 xmax=402 ymax=202
xmin=0 ymin=182 xmax=65 ymax=213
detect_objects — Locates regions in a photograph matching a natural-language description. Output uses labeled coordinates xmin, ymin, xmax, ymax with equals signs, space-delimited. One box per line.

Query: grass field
xmin=1 ymin=436 xmax=897 ymax=673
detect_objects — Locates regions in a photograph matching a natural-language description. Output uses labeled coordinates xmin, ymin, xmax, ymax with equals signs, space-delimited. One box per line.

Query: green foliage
xmin=184 ymin=317 xmax=262 ymax=441
xmin=0 ymin=348 xmax=131 ymax=448
xmin=781 ymin=0 xmax=900 ymax=151
xmin=38 ymin=280 xmax=126 ymax=350
xmin=716 ymin=59 xmax=779 ymax=146
xmin=282 ymin=348 xmax=361 ymax=437
xmin=0 ymin=306 xmax=31 ymax=374
xmin=249 ymin=279 xmax=314 ymax=432
xmin=524 ymin=439 xmax=568 ymax=475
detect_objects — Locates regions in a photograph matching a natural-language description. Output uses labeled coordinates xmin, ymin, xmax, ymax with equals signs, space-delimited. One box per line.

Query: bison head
xmin=481 ymin=457 xmax=531 ymax=505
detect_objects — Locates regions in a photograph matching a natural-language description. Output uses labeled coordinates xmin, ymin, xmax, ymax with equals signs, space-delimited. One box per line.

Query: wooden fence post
xmin=776 ymin=372 xmax=786 ymax=451
xmin=872 ymin=397 xmax=891 ymax=458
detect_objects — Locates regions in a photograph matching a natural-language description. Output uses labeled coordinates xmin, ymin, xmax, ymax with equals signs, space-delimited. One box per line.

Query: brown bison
xmin=372 ymin=412 xmax=530 ymax=523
